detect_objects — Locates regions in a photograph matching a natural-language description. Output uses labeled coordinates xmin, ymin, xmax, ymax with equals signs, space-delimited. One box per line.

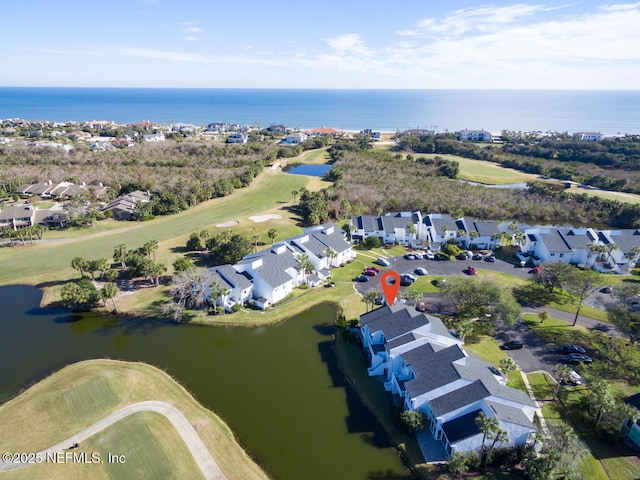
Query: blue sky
xmin=2 ymin=1 xmax=639 ymax=89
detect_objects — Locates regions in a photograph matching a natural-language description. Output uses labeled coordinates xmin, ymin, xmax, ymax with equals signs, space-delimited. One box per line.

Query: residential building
xmin=521 ymin=227 xmax=600 ymax=266
xmin=142 ymin=132 xmax=165 ymax=142
xmin=458 ymin=218 xmax=501 ymax=250
xmin=280 ymin=132 xmax=307 ymax=145
xmin=457 ymin=129 xmax=493 ymax=142
xmin=350 ymin=212 xmax=421 ymax=246
xmin=597 ymin=229 xmax=640 ymax=273
xmin=0 ymin=204 xmax=36 ymax=233
xmin=573 ymin=132 xmax=603 ymax=142
xmin=102 ymin=190 xmax=151 ymax=220
xmin=360 ymin=304 xmax=537 ymax=459
xmin=227 ymin=133 xmax=248 ymax=144
xmin=288 ymin=223 xmax=356 ymax=274
xmin=422 ymin=213 xmax=459 ymax=250
xmin=209 ymin=264 xmax=254 ymax=311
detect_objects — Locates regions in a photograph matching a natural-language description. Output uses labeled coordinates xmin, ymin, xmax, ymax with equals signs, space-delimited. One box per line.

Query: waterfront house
xmin=458 ymin=218 xmax=501 ymax=250
xmin=596 ymin=229 xmax=640 ymax=273
xmin=360 ymin=304 xmax=536 ymax=459
xmin=209 ymin=264 xmax=254 ymax=311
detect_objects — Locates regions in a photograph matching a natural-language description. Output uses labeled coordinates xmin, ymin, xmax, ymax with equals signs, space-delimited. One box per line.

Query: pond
xmin=282 ymin=163 xmax=331 ymax=178
xmin=0 ymin=285 xmax=412 ymax=480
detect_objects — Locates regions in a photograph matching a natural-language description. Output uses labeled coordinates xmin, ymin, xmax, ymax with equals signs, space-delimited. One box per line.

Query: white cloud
xmin=325 ymin=33 xmax=372 ymax=56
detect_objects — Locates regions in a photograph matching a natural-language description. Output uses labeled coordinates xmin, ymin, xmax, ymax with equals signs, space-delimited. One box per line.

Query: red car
xmin=529 ymin=266 xmax=542 ymax=274
xmin=467 ymin=265 xmax=478 ymax=275
xmin=362 ymin=269 xmax=377 ymax=276
xmin=367 ymin=266 xmax=381 ymax=274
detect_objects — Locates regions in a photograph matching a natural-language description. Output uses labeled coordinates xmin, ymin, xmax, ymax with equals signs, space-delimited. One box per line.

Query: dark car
xmin=434 ymin=253 xmax=450 ymax=261
xmin=473 ymin=252 xmax=484 ymax=260
xmin=501 ymin=340 xmax=525 ymax=350
xmin=566 ymin=353 xmax=593 ymax=364
xmin=561 ymin=344 xmax=586 ymax=354
xmin=414 ymin=267 xmax=428 ymax=276
xmin=354 ymin=275 xmax=369 ymax=282
xmin=404 ymin=254 xmax=416 ymax=260
xmin=400 ymin=274 xmax=415 ymax=286
xmin=484 ymin=255 xmax=495 ymax=262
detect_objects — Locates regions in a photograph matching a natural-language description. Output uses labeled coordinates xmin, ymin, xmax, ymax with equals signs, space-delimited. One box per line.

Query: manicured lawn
xmin=0 ymin=360 xmax=268 ymax=480
xmin=0 ymin=169 xmax=315 ymax=297
xmin=526 ymin=372 xmax=554 ymax=402
xmin=463 ymin=334 xmax=510 ymax=366
xmin=407 ymin=276 xmax=441 ymax=294
xmin=570 ymin=187 xmax=640 ymax=205
xmin=90 ymin=413 xmax=201 ymax=480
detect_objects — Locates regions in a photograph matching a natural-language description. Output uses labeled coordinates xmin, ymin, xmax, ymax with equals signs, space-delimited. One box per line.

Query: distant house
xmin=0 ymin=204 xmax=36 ymax=233
xmin=573 ymin=132 xmax=603 ymax=142
xmin=267 ymin=124 xmax=289 ymax=133
xmin=304 ymin=127 xmax=341 ymax=136
xmin=288 ymin=223 xmax=356 ymax=273
xmin=359 ymin=129 xmax=381 ymax=140
xmin=280 ymin=132 xmax=307 ymax=145
xmin=227 ymin=133 xmax=248 ymax=144
xmin=142 ymin=132 xmax=165 ymax=142
xmin=102 ymin=190 xmax=151 ymax=220
xmin=360 ymin=304 xmax=536 ymax=459
xmin=397 ymin=129 xmax=435 ymax=138
xmin=596 ymin=229 xmax=640 ymax=273
xmin=457 ymin=129 xmax=492 ymax=142
xmin=209 ymin=264 xmax=254 ymax=311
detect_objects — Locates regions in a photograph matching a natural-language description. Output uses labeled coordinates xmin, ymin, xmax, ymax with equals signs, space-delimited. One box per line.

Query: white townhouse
xmin=288 ymin=223 xmax=355 ymax=276
xmin=209 ymin=264 xmax=254 ymax=312
xmin=597 ymin=229 xmax=640 ymax=273
xmin=279 ymin=132 xmax=307 ymax=145
xmin=422 ymin=213 xmax=459 ymax=250
xmin=360 ymin=304 xmax=536 ymax=459
xmin=350 ymin=212 xmax=421 ymax=246
xmin=234 ymin=243 xmax=304 ymax=309
xmin=457 ymin=217 xmax=501 ymax=251
xmin=521 ymin=227 xmax=599 ymax=266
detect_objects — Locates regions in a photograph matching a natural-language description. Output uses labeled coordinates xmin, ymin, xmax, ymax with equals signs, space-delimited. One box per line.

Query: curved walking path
xmin=0 ymin=400 xmax=226 ymax=480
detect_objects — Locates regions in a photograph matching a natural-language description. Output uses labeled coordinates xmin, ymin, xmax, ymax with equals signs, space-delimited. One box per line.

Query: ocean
xmin=1 ymin=87 xmax=639 ymax=135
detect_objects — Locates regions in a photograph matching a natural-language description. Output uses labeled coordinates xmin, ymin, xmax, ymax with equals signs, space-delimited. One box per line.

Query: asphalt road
xmin=353 ymin=254 xmax=627 ymax=380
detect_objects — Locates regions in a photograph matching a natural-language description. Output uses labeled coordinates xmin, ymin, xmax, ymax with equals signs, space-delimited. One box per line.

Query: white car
xmin=414 ymin=252 xmax=423 ymax=259
xmin=425 ymin=250 xmax=435 ymax=260
xmin=375 ymin=258 xmax=391 ymax=267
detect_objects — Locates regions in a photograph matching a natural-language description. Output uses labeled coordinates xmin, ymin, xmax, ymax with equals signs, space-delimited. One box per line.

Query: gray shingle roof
xmin=561 ymin=228 xmax=597 ymax=250
xmin=238 ymin=244 xmax=300 ymax=288
xmin=430 ymin=380 xmax=490 ymax=416
xmin=360 ymin=304 xmax=431 ymax=342
xmin=486 ymin=400 xmax=534 ymax=428
xmin=605 ymin=229 xmax=640 ymax=255
xmin=404 ymin=344 xmax=466 ymax=398
xmin=215 ymin=264 xmax=253 ymax=290
xmin=538 ymin=228 xmax=572 ymax=253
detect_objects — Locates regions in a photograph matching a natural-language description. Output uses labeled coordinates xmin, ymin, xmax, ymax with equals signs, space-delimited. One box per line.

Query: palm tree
xmin=100 ymin=282 xmax=119 ymax=313
xmin=324 ymin=247 xmax=337 ymax=269
xmin=71 ymin=256 xmax=88 ymax=278
xmin=499 ymin=357 xmax=517 ymax=378
xmin=475 ymin=412 xmax=499 ymax=467
xmin=406 ymin=222 xmax=417 ymax=245
xmin=298 ymin=254 xmax=314 ymax=284
xmin=113 ymin=244 xmax=128 ymax=270
xmin=587 ymin=242 xmax=607 ymax=266
xmin=626 ymin=246 xmax=640 ymax=266
xmin=363 ymin=290 xmax=380 ymax=311
xmin=94 ymin=258 xmax=110 ymax=280
xmin=251 ymin=234 xmax=260 ymax=253
xmin=267 ymin=228 xmax=278 ymax=245
xmin=2 ymin=228 xmax=16 ymax=246
xmin=485 ymin=428 xmax=509 ymax=466
xmin=291 ymin=189 xmax=299 ymax=203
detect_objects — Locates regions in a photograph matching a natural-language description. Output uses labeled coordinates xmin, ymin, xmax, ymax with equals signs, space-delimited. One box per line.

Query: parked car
xmin=529 ymin=266 xmax=542 ymax=274
xmin=400 ymin=274 xmax=415 ymax=286
xmin=375 ymin=258 xmax=391 ymax=267
xmin=600 ymin=285 xmax=613 ymax=294
xmin=367 ymin=266 xmax=380 ymax=273
xmin=424 ymin=250 xmax=435 ymax=260
xmin=374 ymin=296 xmax=384 ymax=305
xmin=484 ymin=255 xmax=495 ymax=262
xmin=354 ymin=275 xmax=369 ymax=282
xmin=473 ymin=252 xmax=484 ymax=260
xmin=561 ymin=344 xmax=586 ymax=354
xmin=402 ymin=273 xmax=417 ymax=281
xmin=404 ymin=254 xmax=416 ymax=260
xmin=414 ymin=267 xmax=428 ymax=276
xmin=362 ymin=269 xmax=377 ymax=276
xmin=457 ymin=253 xmax=471 ymax=260
xmin=467 ymin=265 xmax=478 ymax=275
xmin=501 ymin=340 xmax=525 ymax=350
xmin=566 ymin=353 xmax=593 ymax=364
xmin=434 ymin=253 xmax=450 ymax=261
xmin=417 ymin=301 xmax=426 ymax=312
xmin=414 ymin=252 xmax=423 ymax=259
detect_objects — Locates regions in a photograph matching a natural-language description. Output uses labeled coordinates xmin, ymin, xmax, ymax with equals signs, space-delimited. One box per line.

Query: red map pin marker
xmin=380 ymin=270 xmax=400 ymax=306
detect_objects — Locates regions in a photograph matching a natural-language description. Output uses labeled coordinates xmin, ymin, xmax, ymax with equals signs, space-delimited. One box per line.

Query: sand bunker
xmin=249 ymin=214 xmax=282 ymax=223
xmin=216 ymin=220 xmax=239 ymax=227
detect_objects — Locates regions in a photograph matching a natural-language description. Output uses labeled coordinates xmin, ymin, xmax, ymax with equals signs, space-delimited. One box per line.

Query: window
xmin=559 ymin=253 xmax=564 ymax=258
xmin=550 ymin=253 xmax=555 ymax=257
